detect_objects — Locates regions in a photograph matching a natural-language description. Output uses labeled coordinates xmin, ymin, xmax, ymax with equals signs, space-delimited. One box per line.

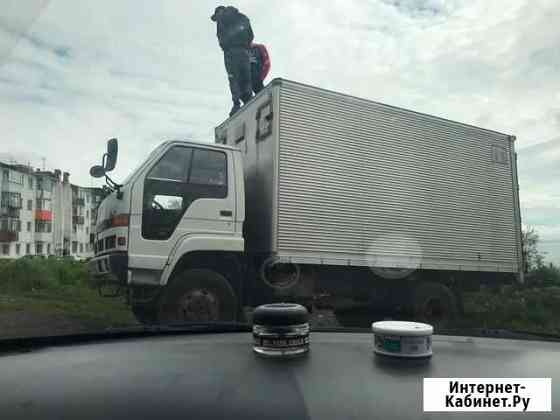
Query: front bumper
xmin=89 ymin=252 xmax=128 ymax=284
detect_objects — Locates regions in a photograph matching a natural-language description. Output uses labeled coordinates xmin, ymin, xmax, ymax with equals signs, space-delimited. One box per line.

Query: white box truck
xmin=89 ymin=78 xmax=524 ymax=326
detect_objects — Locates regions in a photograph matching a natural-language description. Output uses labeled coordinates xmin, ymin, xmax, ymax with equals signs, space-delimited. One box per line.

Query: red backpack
xmin=252 ymin=43 xmax=271 ymax=81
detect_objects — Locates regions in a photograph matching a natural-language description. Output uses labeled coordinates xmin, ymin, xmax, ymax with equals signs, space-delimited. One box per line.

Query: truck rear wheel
xmin=158 ymin=269 xmax=237 ymax=324
xmin=413 ymin=282 xmax=458 ymax=329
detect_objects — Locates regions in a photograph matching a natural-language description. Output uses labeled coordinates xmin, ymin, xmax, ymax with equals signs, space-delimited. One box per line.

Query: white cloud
xmin=0 ymin=0 xmax=559 ymax=262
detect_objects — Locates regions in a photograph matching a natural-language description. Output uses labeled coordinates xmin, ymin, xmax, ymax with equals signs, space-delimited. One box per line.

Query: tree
xmin=522 ymin=226 xmax=560 ymax=285
xmin=522 ymin=226 xmax=545 ymax=272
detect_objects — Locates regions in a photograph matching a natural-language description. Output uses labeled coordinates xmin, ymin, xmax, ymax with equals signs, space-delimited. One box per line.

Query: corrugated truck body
xmin=215 ymin=79 xmax=523 ymax=276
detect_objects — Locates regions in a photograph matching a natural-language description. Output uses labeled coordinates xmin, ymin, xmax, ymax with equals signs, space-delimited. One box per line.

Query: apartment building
xmin=0 ymin=162 xmax=103 ymax=259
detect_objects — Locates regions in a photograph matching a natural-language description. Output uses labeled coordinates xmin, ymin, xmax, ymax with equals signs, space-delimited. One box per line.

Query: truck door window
xmin=142 ymin=146 xmax=228 ymax=240
xmin=147 ymin=146 xmax=191 ymax=181
xmin=189 ymin=149 xmax=227 ymax=191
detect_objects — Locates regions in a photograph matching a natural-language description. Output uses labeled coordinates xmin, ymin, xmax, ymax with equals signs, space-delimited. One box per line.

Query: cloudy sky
xmin=1 ymin=0 xmax=558 ymax=263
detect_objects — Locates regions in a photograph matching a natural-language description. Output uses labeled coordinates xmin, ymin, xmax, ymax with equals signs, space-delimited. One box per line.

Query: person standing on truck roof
xmin=249 ymin=42 xmax=271 ymax=94
xmin=211 ymin=6 xmax=254 ymax=117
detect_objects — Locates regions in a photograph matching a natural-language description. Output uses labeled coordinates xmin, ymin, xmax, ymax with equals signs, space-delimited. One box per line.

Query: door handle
xmin=220 ymin=210 xmax=233 ymax=217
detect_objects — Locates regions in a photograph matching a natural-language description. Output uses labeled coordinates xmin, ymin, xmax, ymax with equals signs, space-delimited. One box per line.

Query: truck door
xmin=128 ymin=145 xmax=235 ymax=272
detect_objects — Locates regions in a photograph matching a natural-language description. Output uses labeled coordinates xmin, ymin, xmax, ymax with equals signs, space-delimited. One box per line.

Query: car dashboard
xmin=0 ymin=332 xmax=558 ymax=419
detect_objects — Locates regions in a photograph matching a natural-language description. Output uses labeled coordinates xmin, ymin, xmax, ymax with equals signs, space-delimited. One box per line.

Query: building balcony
xmin=0 ymin=215 xmax=20 ymax=242
xmin=35 ymin=210 xmax=53 ymax=221
xmin=0 ymin=231 xmax=18 ymax=242
xmin=0 ymin=217 xmax=21 ymax=233
xmin=1 ymin=192 xmax=22 ymax=209
xmin=0 ymin=207 xmax=20 ymax=218
xmin=35 ymin=232 xmax=53 ymax=242
xmin=73 ymin=216 xmax=85 ymax=225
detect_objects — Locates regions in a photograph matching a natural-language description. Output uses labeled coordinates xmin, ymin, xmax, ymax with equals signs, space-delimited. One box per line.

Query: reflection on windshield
xmin=1 ymin=2 xmax=559 ymax=341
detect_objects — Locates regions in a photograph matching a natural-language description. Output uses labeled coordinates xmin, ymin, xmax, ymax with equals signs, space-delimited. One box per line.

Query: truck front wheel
xmin=158 ymin=269 xmax=237 ymax=323
xmin=131 ymin=304 xmax=159 ymax=325
xmin=413 ymin=281 xmax=458 ymax=329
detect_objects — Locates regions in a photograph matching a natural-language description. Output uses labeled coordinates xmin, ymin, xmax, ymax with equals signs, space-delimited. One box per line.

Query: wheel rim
xmin=177 ymin=289 xmax=220 ymax=321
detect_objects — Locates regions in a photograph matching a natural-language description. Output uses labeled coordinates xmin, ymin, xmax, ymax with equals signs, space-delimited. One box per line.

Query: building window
xmin=86 ymin=194 xmax=90 ymax=203
xmin=86 ymin=210 xmax=89 ymax=219
xmin=86 ymin=227 xmax=89 ymax=235
xmin=27 ymin=200 xmax=33 ymax=210
xmin=36 ymin=198 xmax=51 ymax=211
xmin=27 ymin=222 xmax=31 ymax=232
xmin=35 ymin=221 xmax=52 ymax=233
xmin=36 ymin=243 xmax=43 ymax=255
xmin=47 ymin=243 xmax=51 ymax=255
xmin=28 ymin=177 xmax=34 ymax=190
xmin=16 ymin=243 xmax=20 ymax=255
xmin=26 ymin=243 xmax=30 ymax=254
xmin=73 ymin=225 xmax=77 ymax=233
xmin=79 ymin=243 xmax=83 ymax=253
xmin=72 ymin=241 xmax=78 ymax=253
xmin=1 ymin=244 xmax=9 ymax=255
xmin=3 ymin=170 xmax=23 ymax=185
xmin=37 ymin=177 xmax=53 ymax=192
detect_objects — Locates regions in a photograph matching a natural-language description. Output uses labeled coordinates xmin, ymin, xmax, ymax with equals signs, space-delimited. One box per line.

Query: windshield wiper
xmin=0 ymin=322 xmax=251 ymax=355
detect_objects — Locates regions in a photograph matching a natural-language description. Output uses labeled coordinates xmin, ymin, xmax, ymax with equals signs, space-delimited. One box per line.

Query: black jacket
xmin=216 ymin=7 xmax=254 ymax=51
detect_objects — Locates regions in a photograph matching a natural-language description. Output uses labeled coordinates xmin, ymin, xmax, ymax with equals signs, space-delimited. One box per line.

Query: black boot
xmin=241 ymin=92 xmax=253 ymax=105
xmin=229 ymin=101 xmax=241 ymax=117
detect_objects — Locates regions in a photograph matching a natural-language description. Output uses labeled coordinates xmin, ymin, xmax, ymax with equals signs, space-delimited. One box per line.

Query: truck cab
xmin=89 ymin=139 xmax=246 ymax=323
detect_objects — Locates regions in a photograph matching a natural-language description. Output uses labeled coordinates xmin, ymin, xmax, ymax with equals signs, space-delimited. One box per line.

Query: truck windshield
xmin=0 ymin=1 xmax=558 ymax=343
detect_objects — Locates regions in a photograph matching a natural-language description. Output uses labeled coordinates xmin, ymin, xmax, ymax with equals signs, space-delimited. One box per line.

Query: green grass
xmin=0 ymin=258 xmax=136 ymax=331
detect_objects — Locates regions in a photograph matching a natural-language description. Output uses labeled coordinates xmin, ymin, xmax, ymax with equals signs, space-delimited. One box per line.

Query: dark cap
xmin=211 ymin=6 xmax=226 ymax=21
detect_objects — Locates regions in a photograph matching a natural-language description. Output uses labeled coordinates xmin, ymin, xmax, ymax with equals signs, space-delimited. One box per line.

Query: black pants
xmin=252 ymin=66 xmax=264 ymax=94
xmin=224 ymin=47 xmax=252 ymax=105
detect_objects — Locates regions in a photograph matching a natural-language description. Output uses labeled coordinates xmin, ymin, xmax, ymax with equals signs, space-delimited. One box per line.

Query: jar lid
xmin=372 ymin=321 xmax=433 ymax=336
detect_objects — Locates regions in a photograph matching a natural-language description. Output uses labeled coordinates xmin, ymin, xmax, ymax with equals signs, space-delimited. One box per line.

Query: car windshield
xmin=1 ymin=1 xmax=559 ymax=342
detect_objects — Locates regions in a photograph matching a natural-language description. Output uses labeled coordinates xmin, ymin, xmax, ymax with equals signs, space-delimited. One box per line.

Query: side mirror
xmin=89 ymin=165 xmax=106 ymax=178
xmin=104 ymin=138 xmax=118 ymax=172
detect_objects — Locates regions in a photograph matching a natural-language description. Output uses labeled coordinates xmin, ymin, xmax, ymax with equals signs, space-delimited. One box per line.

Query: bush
xmin=463 ymin=284 xmax=560 ymax=334
xmin=0 ymin=258 xmax=90 ymax=293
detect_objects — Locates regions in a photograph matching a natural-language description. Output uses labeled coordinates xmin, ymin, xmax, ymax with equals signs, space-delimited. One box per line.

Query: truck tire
xmin=413 ymin=282 xmax=458 ymax=329
xmin=158 ymin=269 xmax=237 ymax=324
